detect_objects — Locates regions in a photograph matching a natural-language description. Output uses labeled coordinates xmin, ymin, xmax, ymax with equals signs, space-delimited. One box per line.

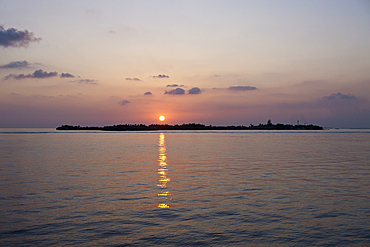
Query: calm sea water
xmin=0 ymin=129 xmax=369 ymax=246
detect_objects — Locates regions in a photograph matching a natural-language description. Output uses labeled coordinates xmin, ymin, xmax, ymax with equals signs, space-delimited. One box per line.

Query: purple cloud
xmin=120 ymin=100 xmax=130 ymax=105
xmin=323 ymin=92 xmax=357 ymax=101
xmin=164 ymin=88 xmax=185 ymax=95
xmin=60 ymin=73 xmax=75 ymax=78
xmin=166 ymin=84 xmax=184 ymax=87
xmin=151 ymin=74 xmax=169 ymax=78
xmin=0 ymin=60 xmax=29 ymax=69
xmin=0 ymin=26 xmax=41 ymax=47
xmin=188 ymin=87 xmax=201 ymax=94
xmin=126 ymin=77 xmax=141 ymax=81
xmin=228 ymin=86 xmax=257 ymax=91
xmin=33 ymin=69 xmax=57 ymax=78
xmin=3 ymin=74 xmax=24 ymax=80
xmin=3 ymin=69 xmax=58 ymax=80
xmin=144 ymin=91 xmax=152 ymax=95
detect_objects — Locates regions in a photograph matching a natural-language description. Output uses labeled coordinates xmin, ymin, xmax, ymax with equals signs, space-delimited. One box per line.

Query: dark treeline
xmin=56 ymin=121 xmax=323 ymax=131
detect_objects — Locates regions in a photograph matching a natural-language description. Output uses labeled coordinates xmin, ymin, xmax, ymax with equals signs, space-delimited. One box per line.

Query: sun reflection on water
xmin=157 ymin=133 xmax=171 ymax=208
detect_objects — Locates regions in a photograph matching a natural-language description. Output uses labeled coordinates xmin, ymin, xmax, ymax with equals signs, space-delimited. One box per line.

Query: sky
xmin=0 ymin=0 xmax=370 ymax=128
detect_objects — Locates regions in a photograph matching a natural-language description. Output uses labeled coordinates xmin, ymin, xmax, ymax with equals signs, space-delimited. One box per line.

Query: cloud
xmin=323 ymin=92 xmax=357 ymax=101
xmin=0 ymin=26 xmax=41 ymax=47
xmin=151 ymin=74 xmax=169 ymax=78
xmin=228 ymin=86 xmax=257 ymax=91
xmin=163 ymin=87 xmax=201 ymax=95
xmin=33 ymin=69 xmax=57 ymax=78
xmin=188 ymin=87 xmax=201 ymax=94
xmin=75 ymin=79 xmax=98 ymax=85
xmin=318 ymin=92 xmax=366 ymax=128
xmin=60 ymin=73 xmax=75 ymax=78
xmin=126 ymin=77 xmax=141 ymax=81
xmin=144 ymin=91 xmax=152 ymax=95
xmin=2 ymin=69 xmax=96 ymax=85
xmin=0 ymin=60 xmax=29 ymax=69
xmin=4 ymin=74 xmax=26 ymax=80
xmin=3 ymin=69 xmax=58 ymax=80
xmin=166 ymin=84 xmax=184 ymax=87
xmin=164 ymin=88 xmax=185 ymax=95
xmin=119 ymin=100 xmax=130 ymax=105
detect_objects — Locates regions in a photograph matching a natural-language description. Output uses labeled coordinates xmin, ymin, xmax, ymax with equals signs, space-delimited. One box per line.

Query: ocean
xmin=0 ymin=129 xmax=369 ymax=246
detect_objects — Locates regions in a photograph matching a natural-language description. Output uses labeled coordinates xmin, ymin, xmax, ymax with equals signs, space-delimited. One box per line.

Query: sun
xmin=159 ymin=115 xmax=165 ymax=121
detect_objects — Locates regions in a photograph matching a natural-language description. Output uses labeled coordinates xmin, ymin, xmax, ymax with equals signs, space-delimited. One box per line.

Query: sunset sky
xmin=1 ymin=0 xmax=369 ymax=128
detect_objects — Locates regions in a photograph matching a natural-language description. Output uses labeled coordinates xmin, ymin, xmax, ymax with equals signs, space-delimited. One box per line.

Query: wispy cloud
xmin=74 ymin=79 xmax=98 ymax=85
xmin=144 ymin=91 xmax=152 ymax=95
xmin=0 ymin=26 xmax=41 ymax=48
xmin=166 ymin=84 xmax=184 ymax=87
xmin=228 ymin=86 xmax=257 ymax=91
xmin=188 ymin=87 xmax=201 ymax=94
xmin=3 ymin=69 xmax=57 ymax=80
xmin=164 ymin=88 xmax=185 ymax=95
xmin=119 ymin=100 xmax=130 ymax=105
xmin=151 ymin=74 xmax=169 ymax=79
xmin=126 ymin=77 xmax=141 ymax=81
xmin=323 ymin=92 xmax=357 ymax=101
xmin=0 ymin=60 xmax=29 ymax=69
xmin=60 ymin=73 xmax=75 ymax=78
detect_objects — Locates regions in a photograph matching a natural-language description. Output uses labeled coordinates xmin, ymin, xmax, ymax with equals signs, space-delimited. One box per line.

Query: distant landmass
xmin=56 ymin=121 xmax=323 ymax=131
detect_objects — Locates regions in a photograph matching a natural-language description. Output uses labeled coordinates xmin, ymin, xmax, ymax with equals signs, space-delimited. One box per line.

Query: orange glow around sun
xmin=159 ymin=115 xmax=165 ymax=121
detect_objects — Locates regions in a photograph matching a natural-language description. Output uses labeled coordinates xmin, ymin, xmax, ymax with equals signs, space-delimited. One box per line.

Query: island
xmin=56 ymin=120 xmax=323 ymax=131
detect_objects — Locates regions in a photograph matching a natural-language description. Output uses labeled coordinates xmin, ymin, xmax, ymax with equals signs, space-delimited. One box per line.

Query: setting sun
xmin=159 ymin=116 xmax=165 ymax=121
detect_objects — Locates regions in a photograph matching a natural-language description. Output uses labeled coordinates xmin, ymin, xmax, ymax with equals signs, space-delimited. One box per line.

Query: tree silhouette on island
xmin=56 ymin=120 xmax=323 ymax=131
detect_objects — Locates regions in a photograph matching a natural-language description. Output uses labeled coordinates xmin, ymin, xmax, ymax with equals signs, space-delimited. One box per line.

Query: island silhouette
xmin=56 ymin=120 xmax=323 ymax=131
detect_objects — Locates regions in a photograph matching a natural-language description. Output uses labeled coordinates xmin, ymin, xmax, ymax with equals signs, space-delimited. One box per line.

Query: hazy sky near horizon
xmin=1 ymin=0 xmax=370 ymax=128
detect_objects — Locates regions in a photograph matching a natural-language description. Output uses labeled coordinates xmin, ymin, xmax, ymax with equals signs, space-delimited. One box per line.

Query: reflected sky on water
xmin=0 ymin=130 xmax=369 ymax=246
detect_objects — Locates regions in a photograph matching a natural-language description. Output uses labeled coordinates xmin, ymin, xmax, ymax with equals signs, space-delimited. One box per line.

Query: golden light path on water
xmin=157 ymin=133 xmax=170 ymax=208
